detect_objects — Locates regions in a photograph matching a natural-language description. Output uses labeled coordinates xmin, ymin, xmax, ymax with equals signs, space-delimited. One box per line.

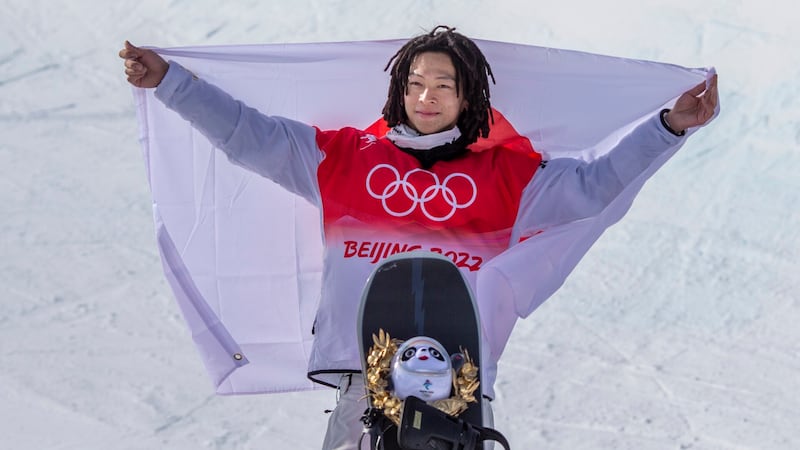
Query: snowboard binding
xmin=398 ymin=396 xmax=510 ymax=450
xmin=360 ymin=396 xmax=510 ymax=450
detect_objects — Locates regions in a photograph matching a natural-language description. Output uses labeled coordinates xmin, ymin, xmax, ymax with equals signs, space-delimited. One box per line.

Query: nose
xmin=419 ymin=88 xmax=436 ymax=104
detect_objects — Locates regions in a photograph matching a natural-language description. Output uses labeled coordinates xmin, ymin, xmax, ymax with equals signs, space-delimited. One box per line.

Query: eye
xmin=428 ymin=347 xmax=444 ymax=360
xmin=402 ymin=347 xmax=417 ymax=361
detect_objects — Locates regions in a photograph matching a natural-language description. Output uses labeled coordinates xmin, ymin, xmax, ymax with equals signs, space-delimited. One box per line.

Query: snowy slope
xmin=1 ymin=0 xmax=798 ymax=449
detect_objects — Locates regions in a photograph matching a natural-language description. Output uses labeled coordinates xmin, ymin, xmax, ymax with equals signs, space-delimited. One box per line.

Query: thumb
xmin=123 ymin=40 xmax=143 ymax=58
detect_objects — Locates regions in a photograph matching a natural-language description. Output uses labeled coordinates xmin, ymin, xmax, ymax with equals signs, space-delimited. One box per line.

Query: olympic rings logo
xmin=365 ymin=164 xmax=477 ymax=222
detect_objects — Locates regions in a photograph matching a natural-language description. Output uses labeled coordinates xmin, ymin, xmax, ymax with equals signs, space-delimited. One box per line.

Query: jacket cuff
xmin=659 ymin=108 xmax=686 ymax=137
xmin=154 ymin=61 xmax=194 ymax=102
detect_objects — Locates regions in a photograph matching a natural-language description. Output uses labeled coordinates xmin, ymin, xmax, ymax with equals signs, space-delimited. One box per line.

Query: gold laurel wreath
xmin=364 ymin=329 xmax=480 ymax=426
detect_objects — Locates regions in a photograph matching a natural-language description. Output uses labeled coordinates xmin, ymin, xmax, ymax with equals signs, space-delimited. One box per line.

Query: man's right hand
xmin=119 ymin=41 xmax=169 ymax=88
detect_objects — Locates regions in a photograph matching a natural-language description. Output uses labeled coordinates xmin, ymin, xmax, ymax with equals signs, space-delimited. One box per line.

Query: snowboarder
xmin=120 ymin=25 xmax=718 ymax=449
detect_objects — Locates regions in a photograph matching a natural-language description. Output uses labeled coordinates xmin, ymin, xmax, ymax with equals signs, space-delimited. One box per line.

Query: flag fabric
xmin=133 ymin=38 xmax=715 ymax=395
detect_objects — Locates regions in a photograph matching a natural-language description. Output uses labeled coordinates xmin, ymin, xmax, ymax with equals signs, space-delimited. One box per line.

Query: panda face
xmin=401 ymin=345 xmax=445 ymax=362
xmin=396 ymin=338 xmax=450 ymax=373
xmin=390 ymin=336 xmax=454 ymax=401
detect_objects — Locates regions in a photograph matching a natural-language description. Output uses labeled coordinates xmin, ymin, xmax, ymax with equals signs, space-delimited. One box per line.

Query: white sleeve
xmin=512 ymin=113 xmax=686 ymax=241
xmin=154 ymin=61 xmax=323 ymax=205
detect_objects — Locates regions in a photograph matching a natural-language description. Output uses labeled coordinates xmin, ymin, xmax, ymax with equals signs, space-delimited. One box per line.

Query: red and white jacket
xmin=156 ymin=62 xmax=685 ymax=396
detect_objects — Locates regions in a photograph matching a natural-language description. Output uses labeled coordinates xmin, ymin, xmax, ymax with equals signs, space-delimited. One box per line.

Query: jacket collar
xmin=384 ymin=124 xmax=462 ymax=150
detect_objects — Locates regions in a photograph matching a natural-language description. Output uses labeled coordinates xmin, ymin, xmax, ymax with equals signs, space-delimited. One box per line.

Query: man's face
xmin=403 ymin=52 xmax=467 ymax=135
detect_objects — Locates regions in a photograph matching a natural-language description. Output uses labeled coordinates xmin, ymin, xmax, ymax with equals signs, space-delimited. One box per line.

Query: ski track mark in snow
xmin=0 ymin=103 xmax=77 ymax=121
xmin=0 ymin=63 xmax=60 ymax=87
xmin=153 ymin=395 xmax=216 ymax=434
xmin=206 ymin=23 xmax=226 ymax=39
xmin=0 ymin=48 xmax=24 ymax=66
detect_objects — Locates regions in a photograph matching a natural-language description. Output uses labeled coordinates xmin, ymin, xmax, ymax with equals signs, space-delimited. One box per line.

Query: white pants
xmin=321 ymin=374 xmax=495 ymax=450
xmin=321 ymin=374 xmax=367 ymax=450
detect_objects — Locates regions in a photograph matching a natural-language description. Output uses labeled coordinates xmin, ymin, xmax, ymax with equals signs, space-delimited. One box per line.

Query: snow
xmin=1 ymin=0 xmax=798 ymax=448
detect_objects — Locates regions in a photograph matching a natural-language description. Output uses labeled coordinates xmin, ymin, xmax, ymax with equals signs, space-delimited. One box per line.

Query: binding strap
xmin=398 ymin=396 xmax=511 ymax=450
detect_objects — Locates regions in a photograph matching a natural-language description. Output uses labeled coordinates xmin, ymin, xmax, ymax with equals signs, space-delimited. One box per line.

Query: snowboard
xmin=357 ymin=251 xmax=483 ymax=449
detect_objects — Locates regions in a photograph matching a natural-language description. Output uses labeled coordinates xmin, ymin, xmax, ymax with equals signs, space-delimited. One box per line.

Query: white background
xmin=1 ymin=1 xmax=798 ymax=448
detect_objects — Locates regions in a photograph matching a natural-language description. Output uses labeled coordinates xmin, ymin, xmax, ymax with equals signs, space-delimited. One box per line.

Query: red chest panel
xmin=316 ymin=127 xmax=541 ymax=235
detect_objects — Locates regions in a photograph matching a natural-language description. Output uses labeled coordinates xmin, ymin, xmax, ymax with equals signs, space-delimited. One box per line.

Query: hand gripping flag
xmin=132 ymin=38 xmax=716 ymax=394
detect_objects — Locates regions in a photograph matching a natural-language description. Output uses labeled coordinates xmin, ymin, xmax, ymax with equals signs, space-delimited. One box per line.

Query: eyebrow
xmin=409 ymin=72 xmax=456 ymax=81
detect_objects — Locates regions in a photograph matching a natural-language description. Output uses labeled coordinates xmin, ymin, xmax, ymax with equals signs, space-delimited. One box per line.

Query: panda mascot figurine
xmin=390 ymin=336 xmax=453 ymax=402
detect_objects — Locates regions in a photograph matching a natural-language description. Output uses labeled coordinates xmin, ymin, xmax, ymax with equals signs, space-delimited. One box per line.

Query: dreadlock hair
xmin=382 ymin=26 xmax=496 ymax=147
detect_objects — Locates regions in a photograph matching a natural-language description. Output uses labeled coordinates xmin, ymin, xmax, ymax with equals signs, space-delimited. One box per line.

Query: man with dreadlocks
xmin=121 ymin=26 xmax=717 ymax=449
xmin=380 ymin=27 xmax=496 ymax=168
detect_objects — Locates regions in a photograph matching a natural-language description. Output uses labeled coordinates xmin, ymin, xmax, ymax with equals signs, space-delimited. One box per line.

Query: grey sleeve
xmin=154 ymin=61 xmax=322 ymax=204
xmin=513 ymin=113 xmax=686 ymax=237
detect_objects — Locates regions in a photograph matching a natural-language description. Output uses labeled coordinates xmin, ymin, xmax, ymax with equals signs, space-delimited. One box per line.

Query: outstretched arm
xmin=119 ymin=41 xmax=169 ymax=88
xmin=120 ymin=42 xmax=322 ymax=204
xmin=515 ymin=72 xmax=719 ymax=238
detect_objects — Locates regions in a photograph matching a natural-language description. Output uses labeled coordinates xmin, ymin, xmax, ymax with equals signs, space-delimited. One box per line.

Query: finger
xmin=123 ymin=59 xmax=146 ymax=71
xmin=708 ymin=73 xmax=718 ymax=87
xmin=704 ymin=83 xmax=717 ymax=103
xmin=125 ymin=64 xmax=146 ymax=76
xmin=125 ymin=69 xmax=147 ymax=79
xmin=702 ymin=75 xmax=717 ymax=95
xmin=704 ymin=76 xmax=719 ymax=106
xmin=700 ymin=94 xmax=718 ymax=120
xmin=124 ymin=62 xmax=138 ymax=73
xmin=704 ymin=92 xmax=718 ymax=113
xmin=119 ymin=48 xmax=140 ymax=60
